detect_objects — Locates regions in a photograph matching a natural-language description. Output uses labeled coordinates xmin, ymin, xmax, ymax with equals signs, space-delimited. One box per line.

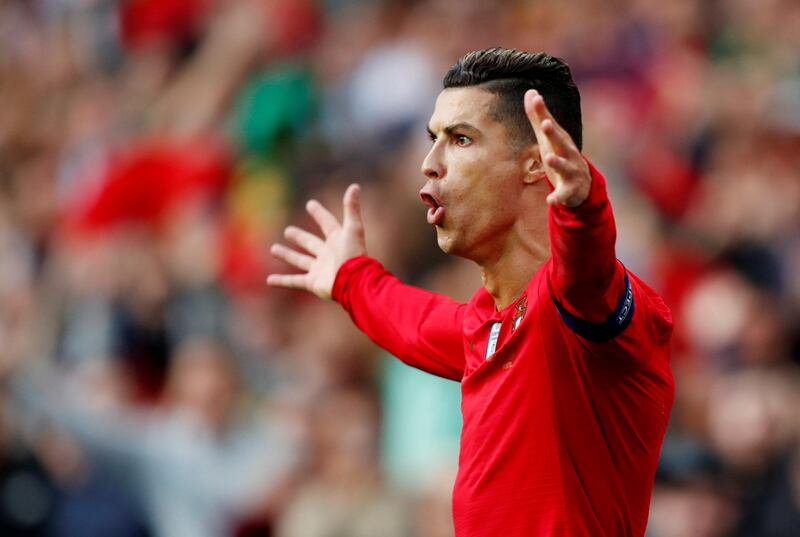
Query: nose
xmin=421 ymin=144 xmax=445 ymax=180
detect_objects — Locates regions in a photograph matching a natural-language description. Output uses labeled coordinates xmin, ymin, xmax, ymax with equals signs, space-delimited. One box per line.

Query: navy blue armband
xmin=551 ymin=270 xmax=634 ymax=342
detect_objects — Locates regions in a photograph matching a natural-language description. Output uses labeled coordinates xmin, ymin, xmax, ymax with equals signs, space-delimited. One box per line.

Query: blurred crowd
xmin=1 ymin=0 xmax=799 ymax=536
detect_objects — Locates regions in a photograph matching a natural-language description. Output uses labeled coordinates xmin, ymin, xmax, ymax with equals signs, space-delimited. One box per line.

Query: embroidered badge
xmin=511 ymin=295 xmax=527 ymax=332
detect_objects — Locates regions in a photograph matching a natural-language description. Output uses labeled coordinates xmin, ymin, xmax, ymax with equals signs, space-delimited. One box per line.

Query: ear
xmin=522 ymin=145 xmax=546 ymax=185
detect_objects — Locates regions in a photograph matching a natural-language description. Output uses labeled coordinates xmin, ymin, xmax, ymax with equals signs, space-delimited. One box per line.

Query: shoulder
xmin=628 ymin=271 xmax=673 ymax=345
xmin=535 ymin=261 xmax=673 ymax=347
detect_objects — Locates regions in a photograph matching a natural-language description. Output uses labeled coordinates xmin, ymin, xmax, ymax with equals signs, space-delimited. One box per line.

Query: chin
xmin=436 ymin=228 xmax=465 ymax=257
xmin=435 ymin=228 xmax=452 ymax=252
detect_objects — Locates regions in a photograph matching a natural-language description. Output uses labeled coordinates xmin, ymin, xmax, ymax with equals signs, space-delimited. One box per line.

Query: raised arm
xmin=268 ymin=186 xmax=465 ymax=380
xmin=524 ymin=90 xmax=627 ymax=331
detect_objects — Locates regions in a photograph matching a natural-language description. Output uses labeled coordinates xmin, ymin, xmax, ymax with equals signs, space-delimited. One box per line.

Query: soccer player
xmin=268 ymin=48 xmax=674 ymax=537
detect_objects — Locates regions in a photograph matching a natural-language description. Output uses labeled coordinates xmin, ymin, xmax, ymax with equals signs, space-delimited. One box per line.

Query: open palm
xmin=267 ymin=184 xmax=367 ymax=299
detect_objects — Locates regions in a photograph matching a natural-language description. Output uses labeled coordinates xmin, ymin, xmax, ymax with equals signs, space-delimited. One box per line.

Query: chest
xmin=461 ymin=291 xmax=545 ymax=381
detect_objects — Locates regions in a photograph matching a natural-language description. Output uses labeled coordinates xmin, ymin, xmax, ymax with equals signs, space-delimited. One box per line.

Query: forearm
xmin=548 ymin=160 xmax=623 ymax=320
xmin=333 ymin=257 xmax=465 ymax=381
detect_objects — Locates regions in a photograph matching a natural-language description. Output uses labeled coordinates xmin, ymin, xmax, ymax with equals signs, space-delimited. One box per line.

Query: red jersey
xmin=332 ymin=162 xmax=674 ymax=536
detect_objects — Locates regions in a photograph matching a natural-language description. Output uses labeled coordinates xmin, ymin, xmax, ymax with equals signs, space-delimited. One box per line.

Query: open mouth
xmin=420 ymin=192 xmax=445 ymax=226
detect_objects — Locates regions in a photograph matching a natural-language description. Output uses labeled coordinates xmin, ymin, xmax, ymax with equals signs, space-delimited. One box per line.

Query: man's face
xmin=420 ymin=87 xmax=532 ymax=262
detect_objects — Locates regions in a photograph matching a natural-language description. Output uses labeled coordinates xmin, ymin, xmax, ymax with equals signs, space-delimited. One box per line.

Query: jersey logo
xmin=511 ymin=295 xmax=527 ymax=332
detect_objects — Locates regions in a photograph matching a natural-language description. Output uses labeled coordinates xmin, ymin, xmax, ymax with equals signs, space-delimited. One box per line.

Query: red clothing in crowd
xmin=332 ymin=162 xmax=674 ymax=536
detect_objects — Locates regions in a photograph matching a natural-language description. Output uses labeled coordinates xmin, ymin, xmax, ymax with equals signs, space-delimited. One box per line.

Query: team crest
xmin=511 ymin=295 xmax=527 ymax=331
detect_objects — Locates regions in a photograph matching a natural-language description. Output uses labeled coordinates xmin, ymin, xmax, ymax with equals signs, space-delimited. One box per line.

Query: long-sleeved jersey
xmin=332 ymin=162 xmax=674 ymax=536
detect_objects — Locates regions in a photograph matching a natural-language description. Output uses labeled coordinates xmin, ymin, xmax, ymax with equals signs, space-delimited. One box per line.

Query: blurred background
xmin=1 ymin=0 xmax=799 ymax=536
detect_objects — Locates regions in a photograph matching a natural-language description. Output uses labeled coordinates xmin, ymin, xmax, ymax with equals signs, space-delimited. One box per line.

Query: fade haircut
xmin=443 ymin=47 xmax=582 ymax=151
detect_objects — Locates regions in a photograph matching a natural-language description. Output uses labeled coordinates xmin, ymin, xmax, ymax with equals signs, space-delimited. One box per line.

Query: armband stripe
xmin=551 ymin=269 xmax=634 ymax=342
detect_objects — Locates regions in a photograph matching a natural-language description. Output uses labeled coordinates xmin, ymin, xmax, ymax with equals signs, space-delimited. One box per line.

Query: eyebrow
xmin=426 ymin=122 xmax=482 ymax=137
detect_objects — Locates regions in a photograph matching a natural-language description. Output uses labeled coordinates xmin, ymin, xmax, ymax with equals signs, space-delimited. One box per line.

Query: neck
xmin=479 ymin=224 xmax=549 ymax=310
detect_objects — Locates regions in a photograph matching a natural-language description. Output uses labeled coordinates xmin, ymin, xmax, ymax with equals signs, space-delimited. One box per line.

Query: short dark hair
xmin=443 ymin=47 xmax=582 ymax=151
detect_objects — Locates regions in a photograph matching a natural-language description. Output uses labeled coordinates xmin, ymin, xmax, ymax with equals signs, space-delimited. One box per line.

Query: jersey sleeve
xmin=332 ymin=256 xmax=466 ymax=381
xmin=546 ymin=160 xmax=630 ymax=339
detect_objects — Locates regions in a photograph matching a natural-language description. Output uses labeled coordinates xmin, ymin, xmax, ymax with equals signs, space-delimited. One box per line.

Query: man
xmin=268 ymin=47 xmax=674 ymax=537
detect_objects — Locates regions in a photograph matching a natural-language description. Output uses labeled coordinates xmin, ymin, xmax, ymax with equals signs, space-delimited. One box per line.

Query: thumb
xmin=342 ymin=183 xmax=363 ymax=230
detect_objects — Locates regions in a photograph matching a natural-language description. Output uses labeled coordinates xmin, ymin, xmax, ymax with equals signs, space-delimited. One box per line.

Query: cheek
xmin=458 ymin=169 xmax=512 ymax=215
xmin=446 ymin=150 xmax=519 ymax=219
xmin=448 ymin=157 xmax=489 ymax=199
xmin=447 ymin=186 xmax=508 ymax=246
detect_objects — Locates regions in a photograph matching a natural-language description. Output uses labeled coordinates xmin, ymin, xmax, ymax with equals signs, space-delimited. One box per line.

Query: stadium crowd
xmin=1 ymin=0 xmax=799 ymax=536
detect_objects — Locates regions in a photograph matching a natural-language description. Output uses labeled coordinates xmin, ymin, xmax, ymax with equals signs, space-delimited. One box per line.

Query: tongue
xmin=427 ymin=206 xmax=445 ymax=226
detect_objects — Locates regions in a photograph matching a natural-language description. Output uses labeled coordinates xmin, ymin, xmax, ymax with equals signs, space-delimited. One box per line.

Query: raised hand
xmin=267 ymin=184 xmax=367 ymax=299
xmin=524 ymin=89 xmax=591 ymax=207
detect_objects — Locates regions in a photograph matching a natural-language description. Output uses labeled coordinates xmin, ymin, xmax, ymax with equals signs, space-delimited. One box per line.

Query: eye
xmin=428 ymin=132 xmax=437 ymax=143
xmin=454 ymin=134 xmax=471 ymax=147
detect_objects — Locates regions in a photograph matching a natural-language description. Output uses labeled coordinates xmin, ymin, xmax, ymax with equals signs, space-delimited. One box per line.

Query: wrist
xmin=331 ymin=255 xmax=379 ymax=303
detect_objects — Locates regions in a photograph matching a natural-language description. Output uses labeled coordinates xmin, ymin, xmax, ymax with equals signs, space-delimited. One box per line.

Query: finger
xmin=546 ymin=184 xmax=584 ymax=207
xmin=524 ymin=89 xmax=546 ymax=141
xmin=540 ymin=118 xmax=578 ymax=158
xmin=525 ymin=90 xmax=576 ymax=158
xmin=546 ymin=186 xmax=570 ymax=206
xmin=543 ymin=153 xmax=579 ymax=179
xmin=270 ymin=243 xmax=313 ymax=272
xmin=284 ymin=226 xmax=324 ymax=255
xmin=266 ymin=273 xmax=309 ymax=290
xmin=306 ymin=200 xmax=340 ymax=238
xmin=342 ymin=183 xmax=363 ymax=231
